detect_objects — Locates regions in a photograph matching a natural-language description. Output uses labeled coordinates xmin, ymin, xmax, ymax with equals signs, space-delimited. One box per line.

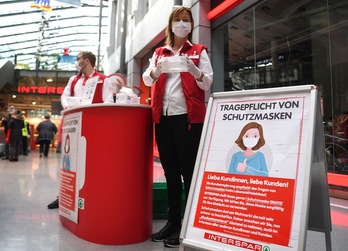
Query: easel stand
xmin=180 ymin=85 xmax=332 ymax=251
xmin=307 ymin=93 xmax=332 ymax=250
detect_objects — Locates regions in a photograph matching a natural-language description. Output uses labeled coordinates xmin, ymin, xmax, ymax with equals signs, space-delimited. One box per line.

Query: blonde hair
xmin=165 ymin=6 xmax=193 ymax=47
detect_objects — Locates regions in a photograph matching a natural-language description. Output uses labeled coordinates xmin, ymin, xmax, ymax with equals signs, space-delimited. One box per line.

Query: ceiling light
xmin=47 ymin=78 xmax=53 ymax=82
xmin=12 ymin=95 xmax=16 ymax=98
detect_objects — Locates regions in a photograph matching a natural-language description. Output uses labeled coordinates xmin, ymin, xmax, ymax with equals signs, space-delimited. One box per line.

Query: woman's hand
xmin=237 ymin=158 xmax=247 ymax=172
xmin=151 ymin=61 xmax=162 ymax=79
xmin=187 ymin=56 xmax=203 ymax=80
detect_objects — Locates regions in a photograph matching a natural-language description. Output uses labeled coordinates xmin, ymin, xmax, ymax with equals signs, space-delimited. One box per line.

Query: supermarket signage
xmin=17 ymin=86 xmax=64 ymax=95
xmin=59 ymin=112 xmax=83 ymax=223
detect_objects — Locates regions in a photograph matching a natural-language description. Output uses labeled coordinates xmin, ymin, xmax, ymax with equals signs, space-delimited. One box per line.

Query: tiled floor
xmin=0 ymin=150 xmax=348 ymax=251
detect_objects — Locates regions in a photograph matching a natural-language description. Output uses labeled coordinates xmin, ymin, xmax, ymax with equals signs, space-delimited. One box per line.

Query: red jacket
xmin=70 ymin=71 xmax=106 ymax=103
xmin=152 ymin=42 xmax=207 ymax=124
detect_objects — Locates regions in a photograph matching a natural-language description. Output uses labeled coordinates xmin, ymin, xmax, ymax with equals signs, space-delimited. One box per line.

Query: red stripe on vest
xmin=70 ymin=71 xmax=106 ymax=104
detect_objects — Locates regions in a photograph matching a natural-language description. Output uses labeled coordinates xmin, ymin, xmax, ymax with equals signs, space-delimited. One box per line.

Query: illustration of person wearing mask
xmin=228 ymin=122 xmax=268 ymax=176
xmin=62 ymin=134 xmax=70 ymax=171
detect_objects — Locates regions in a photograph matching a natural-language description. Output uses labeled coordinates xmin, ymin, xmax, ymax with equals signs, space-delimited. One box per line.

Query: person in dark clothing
xmin=2 ymin=106 xmax=16 ymax=160
xmin=36 ymin=114 xmax=58 ymax=158
xmin=1 ymin=116 xmax=9 ymax=159
xmin=8 ymin=109 xmax=25 ymax=162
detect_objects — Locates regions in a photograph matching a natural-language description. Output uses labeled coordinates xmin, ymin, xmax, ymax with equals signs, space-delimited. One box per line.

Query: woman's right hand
xmin=151 ymin=62 xmax=162 ymax=79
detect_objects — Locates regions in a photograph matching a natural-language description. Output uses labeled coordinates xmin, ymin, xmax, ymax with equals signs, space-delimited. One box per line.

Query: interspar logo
xmin=204 ymin=232 xmax=263 ymax=251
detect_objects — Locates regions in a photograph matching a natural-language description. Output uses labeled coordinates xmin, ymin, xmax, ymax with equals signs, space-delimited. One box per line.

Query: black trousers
xmin=155 ymin=114 xmax=203 ymax=226
xmin=4 ymin=142 xmax=9 ymax=158
xmin=22 ymin=136 xmax=28 ymax=155
xmin=39 ymin=140 xmax=51 ymax=157
xmin=9 ymin=140 xmax=21 ymax=160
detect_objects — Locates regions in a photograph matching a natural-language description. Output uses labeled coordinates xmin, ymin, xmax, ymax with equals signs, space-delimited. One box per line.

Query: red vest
xmin=152 ymin=42 xmax=207 ymax=124
xmin=70 ymin=71 xmax=106 ymax=104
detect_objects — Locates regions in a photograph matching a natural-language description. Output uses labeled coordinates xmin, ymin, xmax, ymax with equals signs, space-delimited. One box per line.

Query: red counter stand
xmin=59 ymin=104 xmax=153 ymax=245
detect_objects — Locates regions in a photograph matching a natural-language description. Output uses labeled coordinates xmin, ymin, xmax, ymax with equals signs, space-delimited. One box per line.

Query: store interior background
xmin=209 ymin=0 xmax=348 ymax=178
xmin=0 ymin=0 xmax=347 ymax=178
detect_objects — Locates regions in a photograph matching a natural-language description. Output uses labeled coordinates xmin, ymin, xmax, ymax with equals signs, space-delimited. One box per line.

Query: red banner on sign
xmin=194 ymin=171 xmax=295 ymax=246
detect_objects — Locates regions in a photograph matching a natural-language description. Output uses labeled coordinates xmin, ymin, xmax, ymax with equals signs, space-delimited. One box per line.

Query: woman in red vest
xmin=142 ymin=5 xmax=213 ymax=248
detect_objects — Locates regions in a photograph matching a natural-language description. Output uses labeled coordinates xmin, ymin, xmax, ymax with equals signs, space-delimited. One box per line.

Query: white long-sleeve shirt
xmin=142 ymin=44 xmax=213 ymax=116
xmin=61 ymin=70 xmax=114 ymax=109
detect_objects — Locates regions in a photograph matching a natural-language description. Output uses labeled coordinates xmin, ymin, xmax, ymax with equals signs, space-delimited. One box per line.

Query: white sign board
xmin=180 ymin=85 xmax=331 ymax=251
xmin=59 ymin=112 xmax=87 ymax=223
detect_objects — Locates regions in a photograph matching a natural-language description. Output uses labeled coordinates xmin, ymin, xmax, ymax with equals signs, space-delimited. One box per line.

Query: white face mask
xmin=172 ymin=21 xmax=191 ymax=38
xmin=243 ymin=137 xmax=259 ymax=149
xmin=75 ymin=61 xmax=86 ymax=72
xmin=75 ymin=62 xmax=82 ymax=72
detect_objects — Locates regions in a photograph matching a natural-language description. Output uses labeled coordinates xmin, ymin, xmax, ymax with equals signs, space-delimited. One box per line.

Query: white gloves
xmin=151 ymin=62 xmax=162 ymax=79
xmin=151 ymin=57 xmax=203 ymax=80
xmin=187 ymin=57 xmax=202 ymax=79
